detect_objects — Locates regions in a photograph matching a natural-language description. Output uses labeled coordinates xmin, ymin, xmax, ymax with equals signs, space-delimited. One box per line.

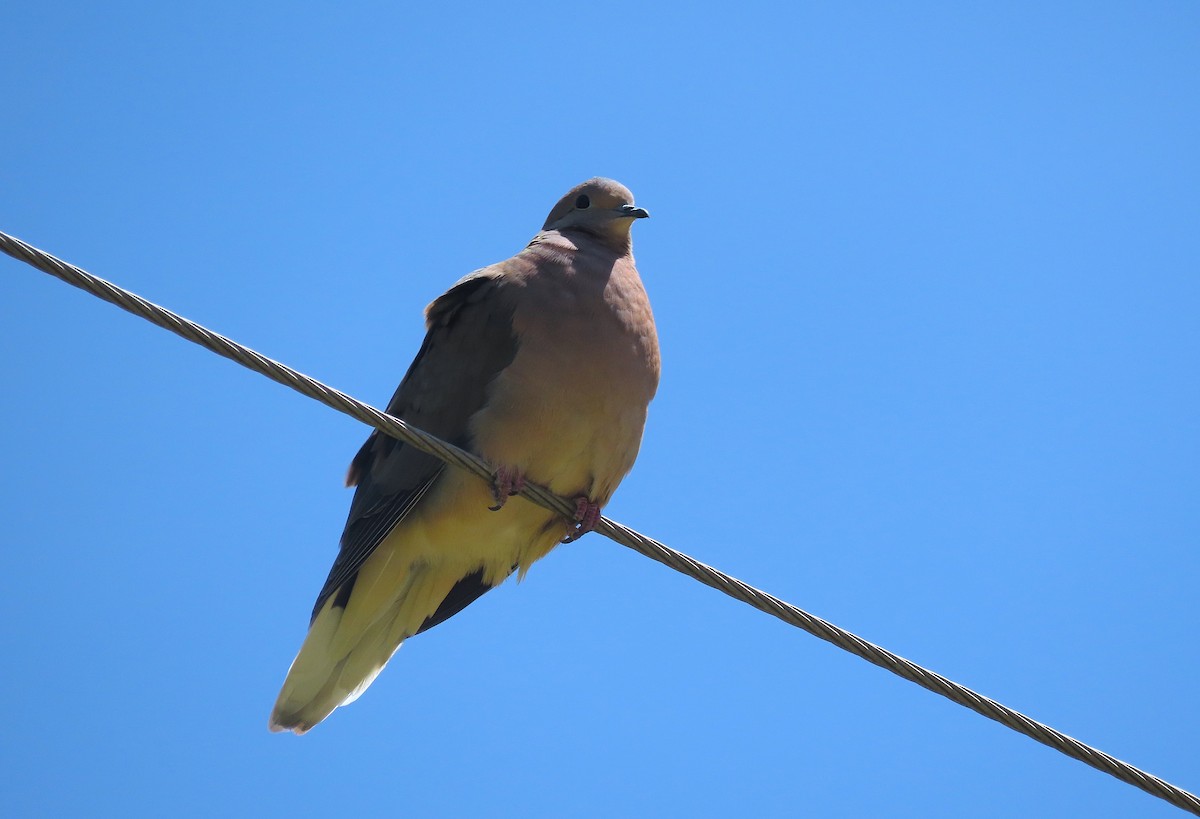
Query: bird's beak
xmin=618 ymin=204 xmax=650 ymax=219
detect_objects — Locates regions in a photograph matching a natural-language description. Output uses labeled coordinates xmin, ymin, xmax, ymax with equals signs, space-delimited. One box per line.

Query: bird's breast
xmin=468 ymin=258 xmax=659 ymax=504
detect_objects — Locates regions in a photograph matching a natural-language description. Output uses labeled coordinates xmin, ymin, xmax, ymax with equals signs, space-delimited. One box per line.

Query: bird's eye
xmin=575 ymin=194 xmax=590 ymax=209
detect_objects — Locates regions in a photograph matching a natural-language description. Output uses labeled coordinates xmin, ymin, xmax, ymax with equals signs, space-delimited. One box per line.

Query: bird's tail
xmin=268 ymin=562 xmax=459 ymax=734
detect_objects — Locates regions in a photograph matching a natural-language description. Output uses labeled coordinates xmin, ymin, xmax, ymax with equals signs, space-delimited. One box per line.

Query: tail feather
xmin=268 ymin=563 xmax=464 ymax=734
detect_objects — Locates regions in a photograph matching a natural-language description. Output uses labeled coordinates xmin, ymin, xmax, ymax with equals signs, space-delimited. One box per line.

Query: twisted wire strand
xmin=2 ymin=229 xmax=1196 ymax=816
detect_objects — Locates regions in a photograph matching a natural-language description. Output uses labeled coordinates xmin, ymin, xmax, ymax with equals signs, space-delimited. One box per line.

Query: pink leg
xmin=489 ymin=466 xmax=526 ymax=511
xmin=562 ymin=496 xmax=602 ymax=543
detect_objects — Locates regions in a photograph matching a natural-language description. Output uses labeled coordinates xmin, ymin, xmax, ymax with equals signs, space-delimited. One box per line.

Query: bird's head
xmin=542 ymin=178 xmax=649 ymax=249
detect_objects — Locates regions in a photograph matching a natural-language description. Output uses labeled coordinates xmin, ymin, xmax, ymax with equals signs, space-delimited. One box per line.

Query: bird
xmin=269 ymin=178 xmax=661 ymax=733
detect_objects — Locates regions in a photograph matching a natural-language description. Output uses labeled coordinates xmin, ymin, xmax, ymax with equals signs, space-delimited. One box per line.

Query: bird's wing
xmin=309 ymin=270 xmax=519 ymax=621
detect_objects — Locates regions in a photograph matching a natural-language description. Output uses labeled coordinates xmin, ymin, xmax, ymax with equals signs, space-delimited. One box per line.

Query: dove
xmin=269 ymin=178 xmax=660 ymax=733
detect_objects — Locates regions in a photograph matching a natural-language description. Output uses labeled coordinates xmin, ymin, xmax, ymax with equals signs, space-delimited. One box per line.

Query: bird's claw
xmin=562 ymin=496 xmax=602 ymax=543
xmin=489 ymin=465 xmax=525 ymax=511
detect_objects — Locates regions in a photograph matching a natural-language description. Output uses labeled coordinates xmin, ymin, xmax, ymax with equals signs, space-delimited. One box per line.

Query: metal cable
xmin=3 ymin=229 xmax=1197 ymax=816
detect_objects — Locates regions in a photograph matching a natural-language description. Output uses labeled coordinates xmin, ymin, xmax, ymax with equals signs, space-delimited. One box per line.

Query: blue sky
xmin=2 ymin=3 xmax=1198 ymax=816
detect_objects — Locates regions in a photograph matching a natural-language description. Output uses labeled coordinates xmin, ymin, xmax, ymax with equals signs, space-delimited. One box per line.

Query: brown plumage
xmin=269 ymin=178 xmax=660 ymax=733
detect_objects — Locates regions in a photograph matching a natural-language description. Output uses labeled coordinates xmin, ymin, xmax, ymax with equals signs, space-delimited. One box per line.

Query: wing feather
xmin=308 ymin=271 xmax=519 ymax=621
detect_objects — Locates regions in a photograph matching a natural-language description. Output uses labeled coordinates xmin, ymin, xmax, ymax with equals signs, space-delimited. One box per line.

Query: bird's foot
xmin=489 ymin=465 xmax=526 ymax=511
xmin=562 ymin=496 xmax=602 ymax=543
